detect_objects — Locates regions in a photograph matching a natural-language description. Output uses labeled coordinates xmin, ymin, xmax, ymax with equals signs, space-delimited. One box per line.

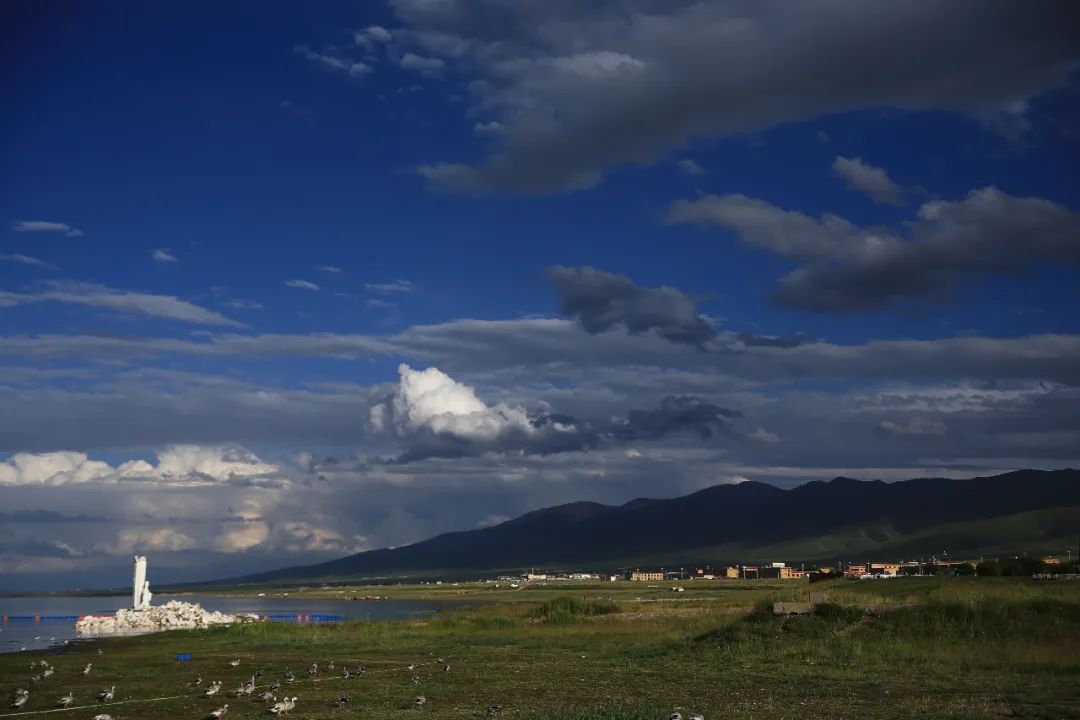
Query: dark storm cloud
xmin=610 ymin=395 xmax=740 ymax=441
xmin=0 ymin=509 xmax=106 ymax=523
xmin=382 ymin=393 xmax=740 ymax=463
xmin=547 ymin=265 xmax=716 ymax=347
xmin=397 ymin=0 xmax=1080 ymax=192
xmin=0 ymin=373 xmax=376 ymax=452
xmin=670 ymin=186 xmax=1080 ymax=311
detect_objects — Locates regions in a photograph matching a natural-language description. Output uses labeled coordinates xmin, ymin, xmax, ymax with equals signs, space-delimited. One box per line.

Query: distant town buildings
xmin=504 ymin=553 xmax=1054 ymax=584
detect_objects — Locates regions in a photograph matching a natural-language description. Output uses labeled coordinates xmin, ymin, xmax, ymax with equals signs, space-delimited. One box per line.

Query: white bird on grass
xmin=98 ymin=686 xmax=115 ymax=702
xmin=268 ymin=696 xmax=297 ymax=716
xmin=56 ymin=691 xmax=74 ymax=707
xmin=228 ymin=659 xmax=240 ymax=667
xmin=414 ymin=695 xmax=427 ymax=707
xmin=205 ymin=681 xmax=222 ymax=697
xmin=82 ymin=663 xmax=93 ymax=676
xmin=93 ymin=715 xmax=114 ymax=720
xmin=11 ymin=694 xmax=28 ymax=709
xmin=258 ymin=690 xmax=275 ymax=702
xmin=208 ymin=702 xmax=229 ymax=719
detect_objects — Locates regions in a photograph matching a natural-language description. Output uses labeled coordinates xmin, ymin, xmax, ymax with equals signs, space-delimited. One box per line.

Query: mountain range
xmin=235 ymin=469 xmax=1080 ymax=583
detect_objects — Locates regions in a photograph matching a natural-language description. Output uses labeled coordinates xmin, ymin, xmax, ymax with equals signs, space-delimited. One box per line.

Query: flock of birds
xmin=8 ymin=654 xmax=705 ymax=718
xmin=7 ymin=654 xmax=506 ymax=718
xmin=9 ymin=661 xmax=114 ymax=720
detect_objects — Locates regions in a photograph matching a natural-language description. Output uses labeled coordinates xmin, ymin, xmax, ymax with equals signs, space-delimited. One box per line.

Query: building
xmin=759 ymin=566 xmax=806 ymax=579
xmin=628 ymin=570 xmax=664 ymax=582
xmin=720 ymin=567 xmax=740 ymax=579
xmin=843 ymin=563 xmax=868 ymax=578
xmin=869 ymin=563 xmax=901 ymax=576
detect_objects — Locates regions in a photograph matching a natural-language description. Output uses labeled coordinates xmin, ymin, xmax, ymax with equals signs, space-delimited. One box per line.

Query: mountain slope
xmin=235 ymin=469 xmax=1080 ymax=583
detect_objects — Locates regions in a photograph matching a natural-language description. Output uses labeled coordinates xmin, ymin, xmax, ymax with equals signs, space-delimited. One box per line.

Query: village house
xmin=628 ymin=570 xmax=664 ymax=582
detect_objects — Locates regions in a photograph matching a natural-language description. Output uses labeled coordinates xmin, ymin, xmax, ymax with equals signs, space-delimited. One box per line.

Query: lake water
xmin=0 ymin=594 xmax=445 ymax=654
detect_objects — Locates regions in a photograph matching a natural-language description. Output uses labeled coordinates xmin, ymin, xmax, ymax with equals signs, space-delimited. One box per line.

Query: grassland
xmin=3 ymin=577 xmax=1079 ymax=719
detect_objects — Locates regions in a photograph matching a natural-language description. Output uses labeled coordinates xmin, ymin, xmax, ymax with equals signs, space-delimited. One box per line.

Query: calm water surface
xmin=0 ymin=594 xmax=444 ymax=654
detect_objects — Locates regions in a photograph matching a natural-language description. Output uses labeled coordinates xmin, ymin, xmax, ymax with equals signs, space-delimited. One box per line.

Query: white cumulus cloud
xmin=371 ymin=364 xmax=533 ymax=441
xmin=0 ymin=446 xmax=280 ymax=486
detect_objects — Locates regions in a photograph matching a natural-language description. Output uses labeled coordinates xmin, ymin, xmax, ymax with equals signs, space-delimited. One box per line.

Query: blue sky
xmin=2 ymin=1 xmax=1079 ymax=590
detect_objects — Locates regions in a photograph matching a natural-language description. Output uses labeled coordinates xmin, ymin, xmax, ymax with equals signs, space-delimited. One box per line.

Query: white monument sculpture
xmin=132 ymin=555 xmax=153 ymax=610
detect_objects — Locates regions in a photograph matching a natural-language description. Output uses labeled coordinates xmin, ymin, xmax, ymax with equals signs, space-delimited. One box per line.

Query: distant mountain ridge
xmin=233 ymin=469 xmax=1080 ymax=583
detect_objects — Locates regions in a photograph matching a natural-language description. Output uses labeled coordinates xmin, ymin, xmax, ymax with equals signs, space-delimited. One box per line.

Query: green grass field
xmin=3 ymin=577 xmax=1079 ymax=719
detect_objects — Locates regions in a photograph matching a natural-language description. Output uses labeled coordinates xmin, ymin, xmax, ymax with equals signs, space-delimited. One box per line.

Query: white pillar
xmin=132 ymin=555 xmax=147 ymax=609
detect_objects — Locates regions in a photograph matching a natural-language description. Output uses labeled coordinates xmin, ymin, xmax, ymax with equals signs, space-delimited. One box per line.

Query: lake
xmin=0 ymin=594 xmax=445 ymax=654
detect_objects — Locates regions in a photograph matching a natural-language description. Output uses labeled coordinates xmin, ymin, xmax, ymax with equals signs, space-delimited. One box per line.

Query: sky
xmin=2 ymin=0 xmax=1080 ymax=591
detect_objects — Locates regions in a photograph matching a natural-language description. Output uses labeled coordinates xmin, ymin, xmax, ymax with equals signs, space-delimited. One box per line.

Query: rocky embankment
xmin=75 ymin=600 xmax=259 ymax=635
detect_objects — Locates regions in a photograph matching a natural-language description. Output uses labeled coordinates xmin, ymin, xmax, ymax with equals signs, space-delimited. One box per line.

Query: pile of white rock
xmin=75 ymin=600 xmax=259 ymax=636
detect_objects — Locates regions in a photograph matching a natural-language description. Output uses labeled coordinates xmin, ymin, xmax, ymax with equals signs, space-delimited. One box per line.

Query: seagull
xmin=42 ymin=667 xmax=55 ymax=678
xmin=208 ymin=703 xmax=229 ymax=719
xmin=355 ymin=663 xmax=366 ymax=674
xmin=82 ymin=663 xmax=93 ymax=676
xmin=268 ymin=699 xmax=288 ymax=716
xmin=270 ymin=681 xmax=281 ymax=692
xmin=443 ymin=664 xmax=451 ymax=673
xmin=414 ymin=695 xmax=426 ymax=707
xmin=11 ymin=694 xmax=28 ymax=709
xmin=228 ymin=659 xmax=240 ymax=667
xmin=436 ymin=658 xmax=445 ymax=664
xmin=406 ymin=663 xmax=416 ymax=671
xmin=205 ymin=681 xmax=222 ymax=697
xmin=340 ymin=669 xmax=349 ymax=680
xmin=98 ymin=686 xmax=115 ymax=702
xmin=254 ymin=668 xmax=264 ymax=679
xmin=283 ymin=669 xmax=294 ymax=682
xmin=307 ymin=662 xmax=318 ymax=676
xmin=327 ymin=660 xmax=335 ymax=671
xmin=244 ymin=677 xmax=256 ymax=696
xmin=690 ymin=715 xmax=704 ymax=720
xmin=258 ymin=690 xmax=275 ymax=702
xmin=233 ymin=685 xmax=246 ymax=699
xmin=410 ymin=675 xmax=421 ymax=685
xmin=335 ymin=695 xmax=349 ymax=707
xmin=191 ymin=674 xmax=203 ymax=686
xmin=93 ymin=715 xmax=114 ymax=720
xmin=57 ymin=692 xmax=74 ymax=708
